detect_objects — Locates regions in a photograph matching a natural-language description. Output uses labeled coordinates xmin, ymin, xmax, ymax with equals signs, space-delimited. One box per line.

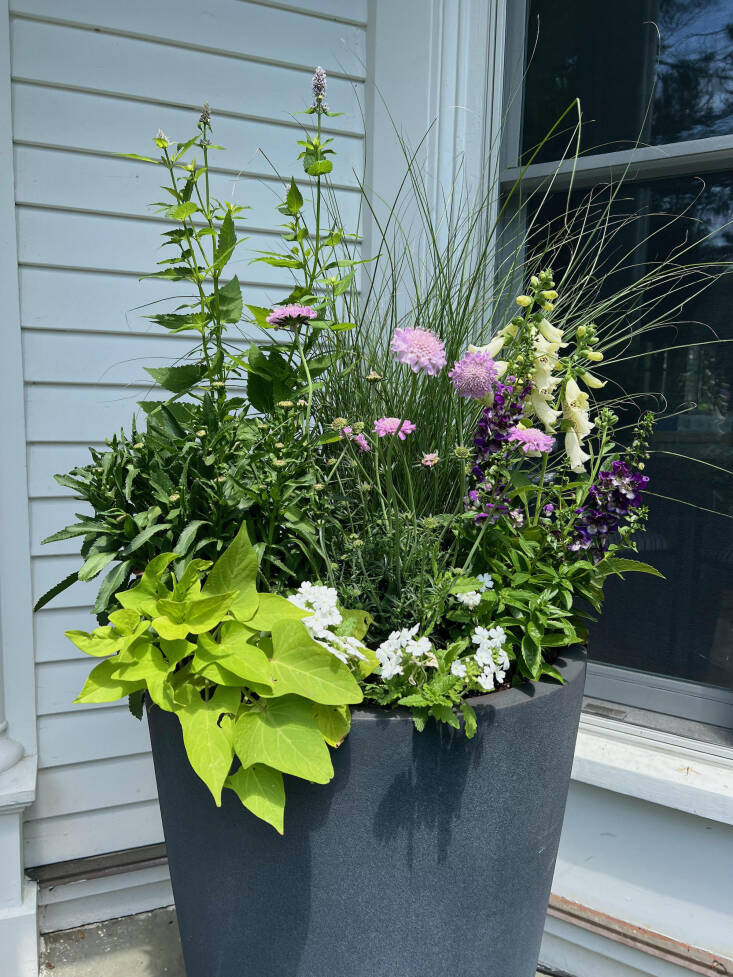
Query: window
xmin=502 ymin=0 xmax=733 ymax=726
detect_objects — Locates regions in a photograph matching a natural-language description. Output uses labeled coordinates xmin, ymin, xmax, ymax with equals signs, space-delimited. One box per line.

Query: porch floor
xmin=39 ymin=907 xmax=549 ymax=975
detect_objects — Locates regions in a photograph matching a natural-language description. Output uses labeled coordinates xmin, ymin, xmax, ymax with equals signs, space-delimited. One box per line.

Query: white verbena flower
xmin=476 ymin=668 xmax=495 ymax=691
xmin=455 ymin=590 xmax=482 ymax=609
xmin=288 ymin=581 xmax=366 ymax=663
xmin=476 ymin=572 xmax=494 ymax=591
xmin=451 ymin=659 xmax=467 ymax=678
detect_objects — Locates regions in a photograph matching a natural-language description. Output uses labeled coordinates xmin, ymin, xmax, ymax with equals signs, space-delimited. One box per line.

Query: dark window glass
xmin=523 ymin=0 xmax=733 ymax=164
xmin=524 ymin=174 xmax=733 ymax=689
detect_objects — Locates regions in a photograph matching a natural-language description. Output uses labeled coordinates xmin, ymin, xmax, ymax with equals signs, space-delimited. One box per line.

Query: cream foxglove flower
xmin=580 ymin=370 xmax=606 ymax=389
xmin=565 ymin=430 xmax=591 ymax=472
xmin=530 ymin=389 xmax=561 ymax=431
xmin=468 ymin=334 xmax=505 ymax=358
xmin=537 ymin=318 xmax=566 ymax=346
xmin=562 ymin=377 xmax=594 ymax=439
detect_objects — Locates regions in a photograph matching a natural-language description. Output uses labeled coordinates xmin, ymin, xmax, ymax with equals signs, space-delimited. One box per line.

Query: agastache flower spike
xmin=312 ymin=66 xmax=328 ymax=111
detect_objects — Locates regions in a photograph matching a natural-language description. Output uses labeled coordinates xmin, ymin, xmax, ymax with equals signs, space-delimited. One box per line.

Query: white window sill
xmin=572 ymin=713 xmax=733 ymax=825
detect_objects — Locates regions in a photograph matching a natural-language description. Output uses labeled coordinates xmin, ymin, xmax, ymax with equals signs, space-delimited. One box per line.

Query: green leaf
xmin=311 ymin=703 xmax=350 ymax=747
xmin=460 ymin=701 xmax=477 ymax=739
xmin=227 ymin=764 xmax=285 ymax=833
xmin=214 ymin=211 xmax=236 ymax=271
xmin=541 ymin=662 xmax=565 ymax=683
xmin=234 ymin=696 xmax=334 ymax=784
xmin=218 ymin=275 xmax=243 ymax=324
xmin=33 ymin=570 xmax=79 ymax=612
xmin=599 ymin=557 xmax=665 ymax=579
xmin=269 ymin=619 xmax=363 ymax=705
xmin=78 ymin=550 xmax=117 ymax=582
xmin=521 ymin=633 xmax=542 ymax=679
xmin=430 ymin=704 xmax=460 ymax=729
xmin=94 ymin=559 xmax=133 ymax=616
xmin=169 ymin=201 xmax=198 ymax=220
xmin=119 ymin=522 xmax=172 ymax=558
xmin=129 ymin=689 xmax=145 ymax=720
xmin=203 ymin=522 xmax=259 ymax=622
xmin=286 ymin=178 xmax=304 ymax=215
xmin=175 ymin=686 xmax=240 ymax=805
xmin=148 ymin=312 xmax=208 ymax=333
xmin=145 ymin=363 xmax=206 ymax=394
xmin=246 ymin=304 xmax=272 ymax=328
xmin=74 ymin=658 xmax=144 ymax=704
xmin=306 ymin=159 xmax=333 ymax=176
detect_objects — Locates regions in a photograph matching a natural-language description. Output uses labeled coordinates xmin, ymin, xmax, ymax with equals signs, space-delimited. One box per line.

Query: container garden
xmin=148 ymin=647 xmax=586 ymax=977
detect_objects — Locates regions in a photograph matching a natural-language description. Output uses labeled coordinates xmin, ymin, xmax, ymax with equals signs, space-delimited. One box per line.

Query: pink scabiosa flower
xmin=449 ymin=350 xmax=498 ymax=400
xmin=373 ymin=417 xmax=416 ymax=440
xmin=390 ymin=326 xmax=447 ymax=376
xmin=340 ymin=426 xmax=371 ymax=452
xmin=265 ymin=304 xmax=318 ymax=328
xmin=421 ymin=452 xmax=440 ymax=467
xmin=508 ymin=426 xmax=556 ymax=455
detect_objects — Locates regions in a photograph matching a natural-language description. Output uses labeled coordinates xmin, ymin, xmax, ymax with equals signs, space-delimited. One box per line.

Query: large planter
xmin=148 ymin=647 xmax=586 ymax=977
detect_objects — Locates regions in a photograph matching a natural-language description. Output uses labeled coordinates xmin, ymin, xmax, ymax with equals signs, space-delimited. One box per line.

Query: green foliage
xmin=67 ymin=524 xmax=365 ymax=831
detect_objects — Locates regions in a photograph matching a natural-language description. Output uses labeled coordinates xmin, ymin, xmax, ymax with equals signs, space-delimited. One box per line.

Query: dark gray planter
xmin=148 ymin=647 xmax=586 ymax=977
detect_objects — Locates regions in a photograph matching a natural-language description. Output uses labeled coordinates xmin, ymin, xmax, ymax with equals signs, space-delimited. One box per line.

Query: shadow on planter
xmin=148 ymin=647 xmax=586 ymax=977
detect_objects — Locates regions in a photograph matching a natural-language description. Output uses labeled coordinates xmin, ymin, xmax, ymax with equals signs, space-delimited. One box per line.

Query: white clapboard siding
xmin=10 ymin=0 xmax=366 ymax=877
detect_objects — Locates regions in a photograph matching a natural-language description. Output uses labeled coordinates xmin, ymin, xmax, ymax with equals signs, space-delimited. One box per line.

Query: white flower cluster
xmin=454 ymin=572 xmax=494 ymax=609
xmin=375 ymin=625 xmax=435 ymax=681
xmin=471 ymin=625 xmax=509 ymax=690
xmin=287 ymin=582 xmax=366 ymax=665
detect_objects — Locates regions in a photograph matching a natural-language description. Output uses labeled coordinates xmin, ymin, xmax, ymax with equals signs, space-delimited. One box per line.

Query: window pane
xmin=523 ymin=0 xmax=733 ymax=164
xmin=524 ymin=174 xmax=733 ymax=689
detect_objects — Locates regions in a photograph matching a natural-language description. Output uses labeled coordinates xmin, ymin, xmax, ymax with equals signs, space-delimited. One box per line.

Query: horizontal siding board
xmin=36 ymin=657 xmax=104 ymax=716
xmin=25 ymin=800 xmax=164 ymax=865
xmin=38 ymin=706 xmax=152 ymax=767
xmin=30 ymin=497 xmax=93 ymax=556
xmin=22 ymin=328 xmax=204 ymax=386
xmin=25 ymin=383 xmax=159 ymax=444
xmin=29 ymin=755 xmax=158 ymax=820
xmin=11 ymin=19 xmax=364 ymax=133
xmin=18 ymin=267 xmax=280 ymax=336
xmin=35 ymin=606 xmax=99 ymax=663
xmin=12 ymin=83 xmax=364 ymax=188
xmin=9 ymin=0 xmax=366 ymax=79
xmin=32 ymin=553 xmax=99 ymax=609
xmin=16 ymin=207 xmax=299 ymax=287
xmin=14 ymin=145 xmax=362 ymax=232
xmin=28 ymin=443 xmax=103 ymax=499
xmin=39 ymin=873 xmax=173 ymax=932
xmin=241 ymin=0 xmax=367 ymax=25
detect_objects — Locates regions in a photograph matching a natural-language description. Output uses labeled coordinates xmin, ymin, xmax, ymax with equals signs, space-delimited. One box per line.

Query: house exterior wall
xmin=0 ymin=1 xmax=731 ymax=974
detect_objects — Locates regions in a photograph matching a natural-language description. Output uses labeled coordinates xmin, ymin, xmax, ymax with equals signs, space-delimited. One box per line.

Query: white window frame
xmin=499 ymin=0 xmax=733 ymax=734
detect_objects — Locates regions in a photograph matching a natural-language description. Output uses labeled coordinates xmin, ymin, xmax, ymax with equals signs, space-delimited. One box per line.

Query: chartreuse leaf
xmin=312 ymin=703 xmax=350 ymax=747
xmin=74 ymin=658 xmax=145 ymax=704
xmin=234 ymin=696 xmax=333 ymax=784
xmin=117 ymin=552 xmax=178 ymax=616
xmin=152 ymin=591 xmax=235 ymax=640
xmin=193 ymin=626 xmax=271 ymax=687
xmin=227 ymin=764 xmax=285 ymax=834
xmin=107 ymin=609 xmax=141 ymax=635
xmin=203 ymin=522 xmax=259 ymax=622
xmin=176 ymin=685 xmax=240 ymax=806
xmin=246 ymin=592 xmax=305 ymax=631
xmin=66 ymin=626 xmax=124 ymax=658
xmin=268 ymin=619 xmax=363 ymax=705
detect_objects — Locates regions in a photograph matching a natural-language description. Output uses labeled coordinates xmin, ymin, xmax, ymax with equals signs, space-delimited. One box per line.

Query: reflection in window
xmin=523 ymin=175 xmax=733 ymax=689
xmin=523 ymin=0 xmax=733 ymax=163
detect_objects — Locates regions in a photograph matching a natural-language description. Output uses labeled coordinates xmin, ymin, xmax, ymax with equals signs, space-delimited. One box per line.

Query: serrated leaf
xmin=269 ymin=619 xmax=363 ymax=705
xmin=286 ymin=178 xmax=303 ymax=215
xmin=129 ymin=689 xmax=145 ymax=720
xmin=218 ymin=275 xmax=243 ymax=324
xmin=33 ymin=570 xmax=79 ymax=612
xmin=169 ymin=201 xmax=198 ymax=220
xmin=78 ymin=550 xmax=116 ymax=582
xmin=145 ymin=362 xmax=206 ymax=394
xmin=233 ymin=696 xmax=333 ymax=784
xmin=94 ymin=559 xmax=134 ymax=616
xmin=227 ymin=764 xmax=285 ymax=833
xmin=306 ymin=159 xmax=332 ymax=176
xmin=214 ymin=211 xmax=236 ymax=271
xmin=600 ymin=557 xmax=665 ymax=578
xmin=460 ymin=701 xmax=477 ymax=738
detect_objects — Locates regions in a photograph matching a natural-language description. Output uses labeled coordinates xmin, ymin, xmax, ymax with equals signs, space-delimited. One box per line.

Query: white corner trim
xmin=572 ymin=714 xmax=733 ymax=825
xmin=0 ymin=754 xmax=37 ymax=811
